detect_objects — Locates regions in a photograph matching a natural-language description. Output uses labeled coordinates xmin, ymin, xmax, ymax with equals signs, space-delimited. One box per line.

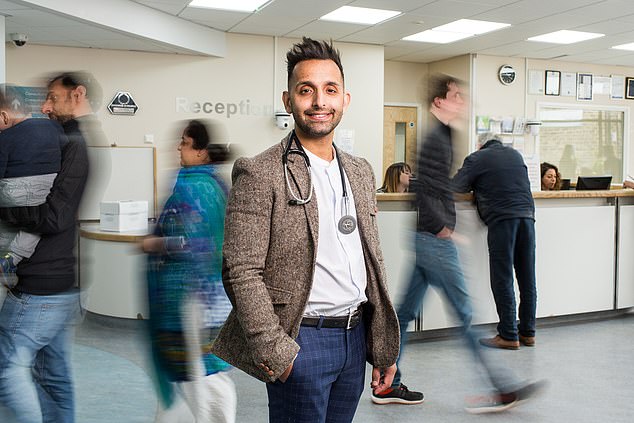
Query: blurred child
xmin=0 ymin=85 xmax=68 ymax=287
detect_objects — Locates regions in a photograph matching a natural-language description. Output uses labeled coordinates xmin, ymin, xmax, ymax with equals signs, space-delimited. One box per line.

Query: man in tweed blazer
xmin=211 ymin=38 xmax=399 ymax=422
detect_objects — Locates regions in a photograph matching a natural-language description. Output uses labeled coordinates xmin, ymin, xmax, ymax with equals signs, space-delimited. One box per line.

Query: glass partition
xmin=538 ymin=105 xmax=625 ymax=182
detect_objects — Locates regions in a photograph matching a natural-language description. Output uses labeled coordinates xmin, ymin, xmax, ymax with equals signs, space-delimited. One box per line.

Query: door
xmin=383 ymin=106 xmax=418 ymax=176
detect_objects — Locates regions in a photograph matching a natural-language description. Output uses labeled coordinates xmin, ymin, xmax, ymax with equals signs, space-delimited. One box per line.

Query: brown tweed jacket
xmin=210 ymin=133 xmax=400 ymax=383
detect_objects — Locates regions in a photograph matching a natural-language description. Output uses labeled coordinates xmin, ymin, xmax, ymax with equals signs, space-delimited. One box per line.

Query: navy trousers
xmin=266 ymin=321 xmax=366 ymax=423
xmin=487 ymin=218 xmax=537 ymax=341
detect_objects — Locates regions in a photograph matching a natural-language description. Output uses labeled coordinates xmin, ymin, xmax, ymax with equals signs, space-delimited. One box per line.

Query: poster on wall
xmin=611 ymin=75 xmax=625 ymax=99
xmin=560 ymin=72 xmax=577 ymax=97
xmin=545 ymin=70 xmax=560 ymax=95
xmin=528 ymin=70 xmax=544 ymax=95
xmin=13 ymin=86 xmax=47 ymax=118
xmin=577 ymin=73 xmax=593 ymax=101
xmin=334 ymin=129 xmax=355 ymax=153
xmin=592 ymin=76 xmax=612 ymax=96
xmin=525 ymin=155 xmax=542 ymax=192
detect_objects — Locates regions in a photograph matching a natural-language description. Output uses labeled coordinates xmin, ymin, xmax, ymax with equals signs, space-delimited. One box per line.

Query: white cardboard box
xmin=100 ymin=200 xmax=148 ymax=232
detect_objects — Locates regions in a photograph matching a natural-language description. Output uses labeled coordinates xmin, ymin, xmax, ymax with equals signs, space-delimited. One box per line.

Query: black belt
xmin=301 ymin=308 xmax=362 ymax=330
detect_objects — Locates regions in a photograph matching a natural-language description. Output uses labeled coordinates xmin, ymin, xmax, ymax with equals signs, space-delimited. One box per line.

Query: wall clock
xmin=498 ymin=65 xmax=516 ymax=85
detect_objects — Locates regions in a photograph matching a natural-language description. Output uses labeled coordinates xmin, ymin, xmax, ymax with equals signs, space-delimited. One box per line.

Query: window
xmin=538 ymin=105 xmax=626 ymax=182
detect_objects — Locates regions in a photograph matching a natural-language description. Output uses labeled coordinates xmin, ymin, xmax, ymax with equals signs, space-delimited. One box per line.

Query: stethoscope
xmin=283 ymin=130 xmax=357 ymax=235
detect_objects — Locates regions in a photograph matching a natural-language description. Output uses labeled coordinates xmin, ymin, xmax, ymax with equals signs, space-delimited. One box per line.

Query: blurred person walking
xmin=0 ymin=72 xmax=99 ymax=423
xmin=41 ymin=72 xmax=107 ymax=147
xmin=372 ymin=75 xmax=542 ymax=413
xmin=211 ymin=37 xmax=399 ymax=423
xmin=371 ymin=74 xmax=462 ymax=406
xmin=143 ymin=120 xmax=236 ymax=423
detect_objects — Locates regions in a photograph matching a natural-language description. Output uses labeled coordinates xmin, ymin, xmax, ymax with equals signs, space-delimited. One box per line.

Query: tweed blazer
xmin=211 ymin=133 xmax=400 ymax=383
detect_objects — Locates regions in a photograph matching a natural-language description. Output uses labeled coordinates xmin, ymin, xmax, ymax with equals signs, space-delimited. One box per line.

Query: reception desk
xmin=377 ymin=190 xmax=634 ymax=332
xmin=79 ymin=225 xmax=150 ymax=319
xmin=77 ymin=189 xmax=634 ymax=324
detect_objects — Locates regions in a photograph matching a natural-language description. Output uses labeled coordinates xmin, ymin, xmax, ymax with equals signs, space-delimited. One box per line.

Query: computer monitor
xmin=575 ymin=176 xmax=612 ymax=190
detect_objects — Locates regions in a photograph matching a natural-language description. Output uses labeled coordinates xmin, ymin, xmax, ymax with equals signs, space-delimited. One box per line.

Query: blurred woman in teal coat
xmin=143 ymin=119 xmax=235 ymax=422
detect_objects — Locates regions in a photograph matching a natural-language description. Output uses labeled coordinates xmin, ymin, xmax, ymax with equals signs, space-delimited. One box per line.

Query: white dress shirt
xmin=303 ymin=147 xmax=368 ymax=317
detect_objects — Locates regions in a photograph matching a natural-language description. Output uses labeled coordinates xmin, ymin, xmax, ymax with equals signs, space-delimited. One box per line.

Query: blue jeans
xmin=0 ymin=288 xmax=80 ymax=423
xmin=394 ymin=232 xmax=515 ymax=393
xmin=487 ymin=218 xmax=537 ymax=341
xmin=266 ymin=321 xmax=366 ymax=423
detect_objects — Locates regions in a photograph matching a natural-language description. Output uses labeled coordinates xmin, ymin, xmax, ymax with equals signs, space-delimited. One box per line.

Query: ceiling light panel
xmin=527 ymin=30 xmax=604 ymax=44
xmin=403 ymin=30 xmax=474 ymax=44
xmin=611 ymin=42 xmax=634 ymax=51
xmin=319 ymin=6 xmax=401 ymax=25
xmin=402 ymin=19 xmax=510 ymax=44
xmin=433 ymin=19 xmax=510 ymax=35
xmin=188 ymin=0 xmax=270 ymax=13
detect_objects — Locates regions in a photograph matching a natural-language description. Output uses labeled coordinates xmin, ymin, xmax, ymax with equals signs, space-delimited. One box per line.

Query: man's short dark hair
xmin=286 ymin=37 xmax=344 ymax=86
xmin=428 ymin=74 xmax=462 ymax=106
xmin=48 ymin=71 xmax=103 ymax=111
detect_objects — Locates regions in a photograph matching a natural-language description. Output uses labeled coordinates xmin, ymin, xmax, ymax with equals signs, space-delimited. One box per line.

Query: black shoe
xmin=371 ymin=383 xmax=424 ymax=405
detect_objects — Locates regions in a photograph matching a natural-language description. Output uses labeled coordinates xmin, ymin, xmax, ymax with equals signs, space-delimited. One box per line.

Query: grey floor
xmin=3 ymin=312 xmax=634 ymax=422
xmin=0 ymin=313 xmax=634 ymax=423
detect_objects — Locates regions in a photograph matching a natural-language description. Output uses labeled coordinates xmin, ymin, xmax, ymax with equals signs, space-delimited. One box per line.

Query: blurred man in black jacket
xmin=0 ymin=72 xmax=103 ymax=423
xmin=374 ymin=77 xmax=543 ymax=414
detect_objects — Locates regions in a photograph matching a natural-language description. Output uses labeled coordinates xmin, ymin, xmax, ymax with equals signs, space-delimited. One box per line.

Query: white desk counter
xmin=377 ymin=190 xmax=634 ymax=332
xmin=79 ymin=224 xmax=150 ymax=319
xmin=77 ymin=188 xmax=634 ymax=323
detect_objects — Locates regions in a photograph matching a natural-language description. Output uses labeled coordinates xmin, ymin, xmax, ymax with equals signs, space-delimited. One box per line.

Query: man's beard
xmin=292 ymin=109 xmax=341 ymax=138
xmin=48 ymin=113 xmax=72 ymax=123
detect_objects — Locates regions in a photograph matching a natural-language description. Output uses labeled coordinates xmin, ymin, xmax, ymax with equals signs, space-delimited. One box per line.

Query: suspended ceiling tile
xmin=284 ymin=20 xmax=369 ymax=41
xmin=177 ymin=7 xmax=246 ymax=31
xmin=406 ymin=0 xmax=504 ymax=19
xmin=131 ymin=0 xmax=190 ymax=15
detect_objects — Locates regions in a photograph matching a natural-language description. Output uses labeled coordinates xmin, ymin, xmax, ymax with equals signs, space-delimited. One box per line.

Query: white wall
xmin=5 ymin=34 xmax=386 ymax=192
xmin=385 ymin=55 xmax=471 ymax=171
xmin=473 ymin=54 xmax=634 ymax=177
xmin=384 ymin=60 xmax=428 ymax=105
xmin=11 ymin=37 xmax=633 ymax=193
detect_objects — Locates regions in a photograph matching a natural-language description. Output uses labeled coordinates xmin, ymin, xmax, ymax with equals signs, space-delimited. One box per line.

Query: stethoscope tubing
xmin=283 ymin=130 xmax=350 ymax=207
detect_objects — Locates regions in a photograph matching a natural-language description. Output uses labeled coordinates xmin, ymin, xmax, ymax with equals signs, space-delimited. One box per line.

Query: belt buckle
xmin=346 ymin=309 xmax=357 ymax=330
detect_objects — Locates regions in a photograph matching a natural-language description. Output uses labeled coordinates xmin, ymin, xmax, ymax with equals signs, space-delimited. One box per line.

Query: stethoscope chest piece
xmin=284 ymin=130 xmax=358 ymax=235
xmin=338 ymin=215 xmax=357 ymax=235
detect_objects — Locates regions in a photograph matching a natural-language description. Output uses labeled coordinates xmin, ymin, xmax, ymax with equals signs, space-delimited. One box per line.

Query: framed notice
xmin=626 ymin=77 xmax=634 ymax=99
xmin=577 ymin=73 xmax=593 ymax=101
xmin=545 ymin=70 xmax=560 ymax=96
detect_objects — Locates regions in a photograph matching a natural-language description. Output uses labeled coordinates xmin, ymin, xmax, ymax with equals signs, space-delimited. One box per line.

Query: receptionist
xmin=541 ymin=162 xmax=561 ymax=191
